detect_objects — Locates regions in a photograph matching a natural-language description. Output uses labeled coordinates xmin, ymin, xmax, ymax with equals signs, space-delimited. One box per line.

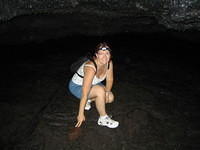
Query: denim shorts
xmin=68 ymin=80 xmax=103 ymax=99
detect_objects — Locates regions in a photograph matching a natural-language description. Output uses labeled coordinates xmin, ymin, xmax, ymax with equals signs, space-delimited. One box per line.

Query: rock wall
xmin=0 ymin=0 xmax=200 ymax=31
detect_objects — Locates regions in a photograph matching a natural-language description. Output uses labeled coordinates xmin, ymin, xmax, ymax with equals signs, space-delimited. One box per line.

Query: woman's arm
xmin=105 ymin=60 xmax=114 ymax=92
xmin=79 ymin=66 xmax=95 ymax=114
xmin=75 ymin=64 xmax=95 ymax=127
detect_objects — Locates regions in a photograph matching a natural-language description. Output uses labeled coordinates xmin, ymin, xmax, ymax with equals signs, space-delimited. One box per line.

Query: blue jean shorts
xmin=68 ymin=80 xmax=103 ymax=99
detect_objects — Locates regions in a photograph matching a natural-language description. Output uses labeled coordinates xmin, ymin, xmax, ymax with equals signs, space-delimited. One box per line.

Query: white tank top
xmin=72 ymin=61 xmax=107 ymax=85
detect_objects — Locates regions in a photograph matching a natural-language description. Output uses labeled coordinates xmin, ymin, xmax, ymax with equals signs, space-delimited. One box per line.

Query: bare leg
xmin=88 ymin=85 xmax=107 ymax=116
xmin=88 ymin=85 xmax=119 ymax=128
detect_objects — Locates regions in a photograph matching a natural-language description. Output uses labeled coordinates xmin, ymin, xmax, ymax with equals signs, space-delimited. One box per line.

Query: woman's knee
xmin=96 ymin=85 xmax=106 ymax=97
xmin=89 ymin=85 xmax=106 ymax=99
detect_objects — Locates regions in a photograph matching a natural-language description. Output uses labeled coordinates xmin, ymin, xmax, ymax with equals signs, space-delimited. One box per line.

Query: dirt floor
xmin=0 ymin=34 xmax=200 ymax=150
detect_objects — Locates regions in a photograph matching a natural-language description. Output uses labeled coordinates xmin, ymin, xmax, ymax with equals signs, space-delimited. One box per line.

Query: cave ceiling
xmin=0 ymin=0 xmax=200 ymax=43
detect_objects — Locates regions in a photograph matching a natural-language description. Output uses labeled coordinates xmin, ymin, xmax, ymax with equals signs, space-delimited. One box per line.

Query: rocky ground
xmin=0 ymin=33 xmax=200 ymax=150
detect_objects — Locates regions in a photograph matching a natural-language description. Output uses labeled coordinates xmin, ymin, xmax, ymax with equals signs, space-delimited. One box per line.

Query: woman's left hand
xmin=105 ymin=91 xmax=110 ymax=103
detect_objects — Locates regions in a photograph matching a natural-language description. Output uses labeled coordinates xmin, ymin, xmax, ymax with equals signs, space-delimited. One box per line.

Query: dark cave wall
xmin=0 ymin=0 xmax=200 ymax=30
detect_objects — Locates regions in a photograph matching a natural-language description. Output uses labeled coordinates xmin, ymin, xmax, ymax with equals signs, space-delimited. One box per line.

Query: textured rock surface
xmin=1 ymin=0 xmax=200 ymax=32
xmin=1 ymin=35 xmax=200 ymax=150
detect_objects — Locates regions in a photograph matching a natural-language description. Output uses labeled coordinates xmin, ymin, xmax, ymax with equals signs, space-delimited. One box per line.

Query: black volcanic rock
xmin=0 ymin=0 xmax=200 ymax=31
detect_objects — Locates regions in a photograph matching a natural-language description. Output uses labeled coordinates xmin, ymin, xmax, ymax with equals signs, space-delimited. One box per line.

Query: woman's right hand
xmin=75 ymin=113 xmax=85 ymax=127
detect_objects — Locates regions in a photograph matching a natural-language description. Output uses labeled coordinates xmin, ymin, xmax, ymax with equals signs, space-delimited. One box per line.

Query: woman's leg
xmin=92 ymin=83 xmax=114 ymax=103
xmin=88 ymin=85 xmax=119 ymax=128
xmin=88 ymin=85 xmax=107 ymax=116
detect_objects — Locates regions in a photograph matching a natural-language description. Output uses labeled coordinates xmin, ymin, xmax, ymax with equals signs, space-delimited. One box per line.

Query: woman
xmin=68 ymin=42 xmax=119 ymax=128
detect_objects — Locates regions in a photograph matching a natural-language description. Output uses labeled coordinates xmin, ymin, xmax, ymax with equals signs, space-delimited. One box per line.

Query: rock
xmin=0 ymin=0 xmax=200 ymax=32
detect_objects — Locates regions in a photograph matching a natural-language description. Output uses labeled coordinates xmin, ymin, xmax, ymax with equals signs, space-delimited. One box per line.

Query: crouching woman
xmin=68 ymin=42 xmax=119 ymax=128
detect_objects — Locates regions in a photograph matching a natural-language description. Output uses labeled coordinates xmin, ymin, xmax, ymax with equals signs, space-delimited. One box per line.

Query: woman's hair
xmin=87 ymin=42 xmax=112 ymax=61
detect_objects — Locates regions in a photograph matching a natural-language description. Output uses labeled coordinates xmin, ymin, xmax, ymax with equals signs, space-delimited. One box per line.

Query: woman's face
xmin=96 ymin=49 xmax=111 ymax=65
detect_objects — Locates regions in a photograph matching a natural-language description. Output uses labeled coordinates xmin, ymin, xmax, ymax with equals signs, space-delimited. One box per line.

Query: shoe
xmin=97 ymin=115 xmax=119 ymax=128
xmin=84 ymin=99 xmax=91 ymax=110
